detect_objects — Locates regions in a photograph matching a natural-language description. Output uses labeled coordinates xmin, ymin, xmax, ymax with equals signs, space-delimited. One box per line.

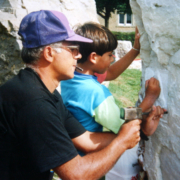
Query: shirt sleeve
xmin=64 ymin=107 xmax=86 ymax=138
xmin=94 ymin=96 xmax=125 ymax=134
xmin=16 ymin=98 xmax=84 ymax=173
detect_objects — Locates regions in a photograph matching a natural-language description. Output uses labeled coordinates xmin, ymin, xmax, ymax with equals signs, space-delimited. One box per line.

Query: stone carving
xmin=130 ymin=0 xmax=180 ymax=179
xmin=0 ymin=0 xmax=98 ymax=85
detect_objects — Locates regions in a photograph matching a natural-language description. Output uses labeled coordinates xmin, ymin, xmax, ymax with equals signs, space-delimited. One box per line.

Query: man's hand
xmin=141 ymin=106 xmax=166 ymax=136
xmin=54 ymin=120 xmax=142 ymax=180
xmin=139 ymin=77 xmax=161 ymax=112
xmin=145 ymin=77 xmax=161 ymax=100
xmin=117 ymin=119 xmax=142 ymax=149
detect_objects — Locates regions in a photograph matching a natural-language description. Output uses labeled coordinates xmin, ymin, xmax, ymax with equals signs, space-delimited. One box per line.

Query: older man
xmin=0 ymin=10 xmax=164 ymax=180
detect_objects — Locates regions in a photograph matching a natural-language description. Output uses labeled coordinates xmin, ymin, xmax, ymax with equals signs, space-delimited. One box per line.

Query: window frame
xmin=118 ymin=13 xmax=133 ymax=26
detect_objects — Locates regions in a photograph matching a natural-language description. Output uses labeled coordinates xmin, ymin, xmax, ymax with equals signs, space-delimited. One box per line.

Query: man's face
xmin=52 ymin=41 xmax=82 ymax=81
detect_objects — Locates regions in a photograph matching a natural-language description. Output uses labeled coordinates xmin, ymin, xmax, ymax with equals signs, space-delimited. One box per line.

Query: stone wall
xmin=130 ymin=0 xmax=180 ymax=179
xmin=115 ymin=40 xmax=132 ymax=61
xmin=0 ymin=0 xmax=98 ymax=85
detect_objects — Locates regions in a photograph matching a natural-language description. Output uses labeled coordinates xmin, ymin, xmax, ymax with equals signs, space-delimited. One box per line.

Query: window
xmin=119 ymin=14 xmax=124 ymax=24
xmin=118 ymin=13 xmax=132 ymax=26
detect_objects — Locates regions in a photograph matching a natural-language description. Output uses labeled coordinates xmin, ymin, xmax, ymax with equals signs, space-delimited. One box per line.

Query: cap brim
xmin=65 ymin=34 xmax=93 ymax=43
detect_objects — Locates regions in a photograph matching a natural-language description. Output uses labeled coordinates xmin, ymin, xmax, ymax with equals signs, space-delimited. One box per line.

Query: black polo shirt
xmin=0 ymin=68 xmax=86 ymax=180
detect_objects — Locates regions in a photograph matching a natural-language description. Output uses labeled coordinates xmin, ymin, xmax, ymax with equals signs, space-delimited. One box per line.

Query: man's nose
xmin=74 ymin=52 xmax=82 ymax=60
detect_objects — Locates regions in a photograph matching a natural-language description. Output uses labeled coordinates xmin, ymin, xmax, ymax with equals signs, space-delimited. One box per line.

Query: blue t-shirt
xmin=61 ymin=71 xmax=124 ymax=134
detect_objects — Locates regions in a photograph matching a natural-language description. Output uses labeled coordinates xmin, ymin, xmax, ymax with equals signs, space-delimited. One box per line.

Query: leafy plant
xmin=112 ymin=31 xmax=135 ymax=45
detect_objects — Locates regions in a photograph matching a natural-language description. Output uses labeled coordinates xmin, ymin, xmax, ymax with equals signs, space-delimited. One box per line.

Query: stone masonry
xmin=130 ymin=0 xmax=180 ymax=179
xmin=0 ymin=0 xmax=98 ymax=85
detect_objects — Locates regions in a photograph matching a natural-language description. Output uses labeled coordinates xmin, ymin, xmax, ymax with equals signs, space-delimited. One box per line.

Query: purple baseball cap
xmin=18 ymin=10 xmax=93 ymax=48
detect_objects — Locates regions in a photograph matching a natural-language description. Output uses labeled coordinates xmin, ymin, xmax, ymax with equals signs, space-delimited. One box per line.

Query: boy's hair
xmin=75 ymin=22 xmax=117 ymax=64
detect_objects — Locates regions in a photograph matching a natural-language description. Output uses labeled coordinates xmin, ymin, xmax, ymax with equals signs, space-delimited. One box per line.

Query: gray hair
xmin=21 ymin=42 xmax=62 ymax=65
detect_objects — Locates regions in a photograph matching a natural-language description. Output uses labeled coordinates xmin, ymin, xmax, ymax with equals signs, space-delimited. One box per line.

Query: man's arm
xmin=105 ymin=27 xmax=140 ymax=81
xmin=141 ymin=105 xmax=166 ymax=136
xmin=53 ymin=119 xmax=141 ymax=180
xmin=138 ymin=77 xmax=166 ymax=136
xmin=138 ymin=77 xmax=161 ymax=112
xmin=71 ymin=131 xmax=116 ymax=154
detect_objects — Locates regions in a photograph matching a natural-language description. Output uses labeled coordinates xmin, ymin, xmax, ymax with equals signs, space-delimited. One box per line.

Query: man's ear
xmin=43 ymin=46 xmax=55 ymax=63
xmin=89 ymin=52 xmax=98 ymax=64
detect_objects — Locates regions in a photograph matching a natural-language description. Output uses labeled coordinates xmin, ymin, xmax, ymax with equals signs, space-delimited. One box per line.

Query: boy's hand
xmin=145 ymin=77 xmax=161 ymax=100
xmin=141 ymin=106 xmax=167 ymax=136
xmin=133 ymin=27 xmax=140 ymax=51
xmin=117 ymin=119 xmax=141 ymax=149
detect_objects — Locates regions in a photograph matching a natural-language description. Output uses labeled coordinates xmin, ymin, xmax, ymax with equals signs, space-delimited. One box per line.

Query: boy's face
xmin=95 ymin=51 xmax=114 ymax=74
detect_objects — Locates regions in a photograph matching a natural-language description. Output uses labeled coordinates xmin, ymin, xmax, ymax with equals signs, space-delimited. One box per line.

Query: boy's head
xmin=75 ymin=22 xmax=117 ymax=64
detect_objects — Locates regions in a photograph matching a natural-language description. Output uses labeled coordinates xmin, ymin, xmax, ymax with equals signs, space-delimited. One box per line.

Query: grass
xmin=109 ymin=69 xmax=142 ymax=108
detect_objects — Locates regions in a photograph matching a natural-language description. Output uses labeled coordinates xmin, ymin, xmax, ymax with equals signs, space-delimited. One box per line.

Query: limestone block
xmin=115 ymin=40 xmax=132 ymax=60
xmin=0 ymin=0 xmax=98 ymax=85
xmin=130 ymin=0 xmax=180 ymax=179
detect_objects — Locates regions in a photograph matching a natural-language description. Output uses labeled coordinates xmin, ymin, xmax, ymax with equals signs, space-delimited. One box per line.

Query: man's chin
xmin=67 ymin=74 xmax=74 ymax=80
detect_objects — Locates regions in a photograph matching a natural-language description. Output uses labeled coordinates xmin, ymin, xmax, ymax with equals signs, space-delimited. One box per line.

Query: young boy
xmin=61 ymin=23 xmax=161 ymax=180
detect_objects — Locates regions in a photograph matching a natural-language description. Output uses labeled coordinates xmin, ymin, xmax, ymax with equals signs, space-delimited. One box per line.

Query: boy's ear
xmin=89 ymin=52 xmax=98 ymax=64
xmin=43 ymin=46 xmax=55 ymax=63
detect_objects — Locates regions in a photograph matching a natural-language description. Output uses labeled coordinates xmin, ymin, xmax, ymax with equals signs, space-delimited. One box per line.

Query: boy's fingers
xmin=135 ymin=26 xmax=139 ymax=34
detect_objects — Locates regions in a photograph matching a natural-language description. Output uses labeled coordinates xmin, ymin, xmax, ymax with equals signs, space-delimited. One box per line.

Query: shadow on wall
xmin=0 ymin=22 xmax=23 ymax=86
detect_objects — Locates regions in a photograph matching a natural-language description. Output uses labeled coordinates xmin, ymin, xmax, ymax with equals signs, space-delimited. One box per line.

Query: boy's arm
xmin=105 ymin=27 xmax=140 ymax=81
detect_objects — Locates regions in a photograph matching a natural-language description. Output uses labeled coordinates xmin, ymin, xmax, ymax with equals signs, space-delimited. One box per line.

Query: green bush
xmin=112 ymin=31 xmax=135 ymax=45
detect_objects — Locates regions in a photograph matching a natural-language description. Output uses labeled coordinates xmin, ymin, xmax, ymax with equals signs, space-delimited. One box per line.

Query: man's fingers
xmin=132 ymin=119 xmax=142 ymax=126
xmin=149 ymin=105 xmax=157 ymax=117
xmin=150 ymin=106 xmax=167 ymax=120
xmin=145 ymin=79 xmax=150 ymax=88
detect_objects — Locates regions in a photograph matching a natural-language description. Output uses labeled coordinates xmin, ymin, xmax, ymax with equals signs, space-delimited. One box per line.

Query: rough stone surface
xmin=115 ymin=40 xmax=132 ymax=61
xmin=130 ymin=0 xmax=180 ymax=179
xmin=0 ymin=0 xmax=98 ymax=85
xmin=128 ymin=60 xmax=142 ymax=70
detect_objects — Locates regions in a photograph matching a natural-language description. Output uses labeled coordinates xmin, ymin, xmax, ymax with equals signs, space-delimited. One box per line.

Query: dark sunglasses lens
xmin=72 ymin=49 xmax=79 ymax=56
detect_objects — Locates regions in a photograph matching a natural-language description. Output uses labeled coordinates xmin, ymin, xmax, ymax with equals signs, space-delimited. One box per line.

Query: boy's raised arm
xmin=105 ymin=27 xmax=140 ymax=81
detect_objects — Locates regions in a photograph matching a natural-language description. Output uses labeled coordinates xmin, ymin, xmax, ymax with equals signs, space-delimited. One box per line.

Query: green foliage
xmin=95 ymin=0 xmax=131 ymax=27
xmin=95 ymin=0 xmax=132 ymax=15
xmin=109 ymin=69 xmax=142 ymax=108
xmin=112 ymin=31 xmax=135 ymax=45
